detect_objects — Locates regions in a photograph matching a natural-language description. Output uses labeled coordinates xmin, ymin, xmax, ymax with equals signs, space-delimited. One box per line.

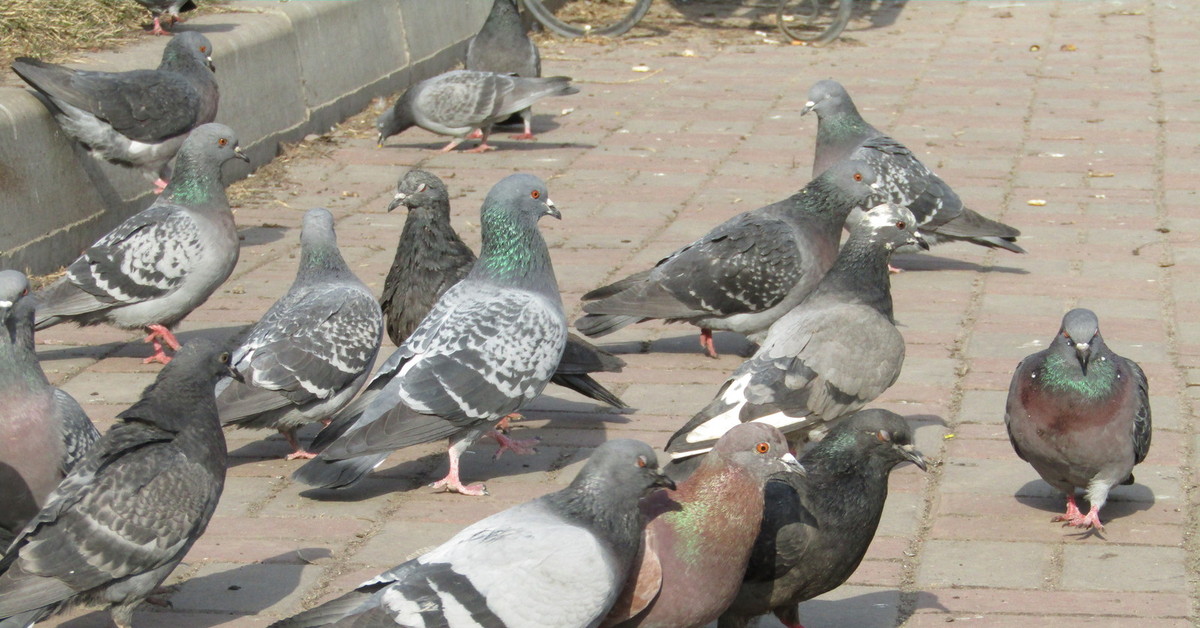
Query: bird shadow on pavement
xmin=238 ymin=224 xmax=288 ymax=247
xmin=596 ymin=332 xmax=759 ymax=358
xmin=796 ymin=587 xmax=945 ymax=628
xmin=1014 ymin=479 xmax=1156 ymax=526
xmin=171 ymin=23 xmax=239 ymax=35
xmin=34 ymin=325 xmax=246 ymax=363
xmin=889 ymin=253 xmax=1029 ymax=275
xmin=384 ymin=138 xmax=597 ymax=153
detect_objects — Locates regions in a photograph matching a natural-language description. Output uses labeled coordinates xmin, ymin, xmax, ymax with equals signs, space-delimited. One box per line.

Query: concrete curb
xmin=0 ymin=0 xmax=489 ymax=275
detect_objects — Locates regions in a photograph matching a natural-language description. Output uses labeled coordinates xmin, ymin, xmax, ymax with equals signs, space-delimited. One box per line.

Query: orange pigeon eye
xmin=636 ymin=456 xmax=647 ymax=468
xmin=755 ymin=442 xmax=770 ymax=454
xmin=218 ymin=138 xmax=228 ymax=147
xmin=853 ymin=172 xmax=863 ymax=182
xmin=896 ymin=221 xmax=906 ymax=230
xmin=531 ymin=189 xmax=541 ymax=200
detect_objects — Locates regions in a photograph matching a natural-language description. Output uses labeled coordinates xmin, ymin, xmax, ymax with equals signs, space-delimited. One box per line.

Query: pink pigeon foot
xmin=439 ymin=138 xmax=466 ymax=152
xmin=150 ymin=17 xmax=170 ymax=35
xmin=488 ymin=430 xmax=540 ymax=460
xmin=699 ymin=327 xmax=719 ymax=359
xmin=508 ymin=131 xmax=536 ymax=140
xmin=153 ymin=177 xmax=169 ymax=193
xmin=142 ymin=324 xmax=181 ymax=364
xmin=1052 ymin=494 xmax=1085 ymax=524
xmin=1071 ymin=507 xmax=1105 ymax=530
xmin=281 ymin=429 xmax=318 ymax=460
xmin=888 ymin=264 xmax=903 ymax=274
xmin=429 ymin=442 xmax=488 ymax=496
xmin=466 ymin=129 xmax=484 ymax=139
xmin=465 ymin=143 xmax=496 ymax=153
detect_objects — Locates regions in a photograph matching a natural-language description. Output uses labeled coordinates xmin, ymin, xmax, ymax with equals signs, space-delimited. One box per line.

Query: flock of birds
xmin=0 ymin=1 xmax=1153 ymax=627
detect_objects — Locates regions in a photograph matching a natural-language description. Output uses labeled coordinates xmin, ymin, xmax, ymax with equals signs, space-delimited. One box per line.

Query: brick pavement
xmin=30 ymin=0 xmax=1199 ymax=626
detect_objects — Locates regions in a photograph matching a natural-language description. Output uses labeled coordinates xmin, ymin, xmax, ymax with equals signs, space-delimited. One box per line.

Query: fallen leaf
xmin=1027 ymin=199 xmax=1047 ymax=206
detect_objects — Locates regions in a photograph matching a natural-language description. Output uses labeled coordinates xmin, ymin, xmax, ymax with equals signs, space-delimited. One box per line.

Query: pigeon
xmin=0 ymin=271 xmax=99 ymax=549
xmin=380 ymin=169 xmax=626 ymax=409
xmin=375 ymin=70 xmax=579 ymax=153
xmin=293 ymin=174 xmax=568 ymax=495
xmin=665 ymin=203 xmax=926 ymax=460
xmin=11 ymin=32 xmax=219 ymax=192
xmin=718 ymin=409 xmax=927 ymax=628
xmin=1005 ymin=308 xmax=1151 ymax=531
xmin=604 ymin=423 xmax=803 ymax=628
xmin=270 ymin=439 xmax=675 ymax=628
xmin=216 ymin=208 xmax=383 ymax=460
xmin=33 ymin=123 xmax=248 ymax=365
xmin=803 ymin=79 xmax=1024 ymax=255
xmin=132 ymin=0 xmax=198 ymax=35
xmin=0 ymin=341 xmax=234 ymax=628
xmin=576 ymin=159 xmax=880 ymax=359
xmin=466 ymin=0 xmax=542 ymax=139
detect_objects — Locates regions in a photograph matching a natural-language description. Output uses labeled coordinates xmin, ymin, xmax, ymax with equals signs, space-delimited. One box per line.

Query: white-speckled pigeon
xmin=33 ymin=123 xmax=247 ymax=365
xmin=604 ymin=423 xmax=802 ymax=628
xmin=11 ymin=32 xmax=218 ymax=192
xmin=0 ymin=341 xmax=233 ymax=628
xmin=576 ymin=160 xmax=879 ymax=359
xmin=467 ymin=0 xmax=542 ymax=139
xmin=718 ymin=409 xmax=926 ymax=628
xmin=132 ymin=0 xmax=197 ymax=35
xmin=380 ymin=169 xmax=626 ymax=409
xmin=1005 ymin=308 xmax=1151 ymax=531
xmin=270 ymin=439 xmax=675 ymax=628
xmin=804 ymin=79 xmax=1024 ymax=255
xmin=216 ymin=208 xmax=383 ymax=460
xmin=0 ymin=271 xmax=98 ymax=549
xmin=665 ymin=204 xmax=925 ymax=460
xmin=375 ymin=70 xmax=578 ymax=153
xmin=293 ymin=174 xmax=567 ymax=495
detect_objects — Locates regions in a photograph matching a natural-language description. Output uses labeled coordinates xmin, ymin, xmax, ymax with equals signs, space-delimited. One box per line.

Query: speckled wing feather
xmin=53 ymin=390 xmax=99 ymax=474
xmin=1128 ymin=358 xmax=1151 ymax=465
xmin=854 ymin=136 xmax=962 ymax=230
xmin=416 ymin=72 xmax=515 ymax=131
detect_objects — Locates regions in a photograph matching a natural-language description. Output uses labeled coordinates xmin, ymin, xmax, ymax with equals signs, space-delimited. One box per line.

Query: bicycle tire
xmin=521 ymin=0 xmax=654 ymax=38
xmin=776 ymin=0 xmax=852 ymax=45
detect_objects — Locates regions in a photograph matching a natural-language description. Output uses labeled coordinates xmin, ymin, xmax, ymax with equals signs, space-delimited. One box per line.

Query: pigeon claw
xmin=465 ymin=143 xmax=497 ymax=153
xmin=430 ymin=476 xmax=489 ymax=497
xmin=488 ymin=431 xmax=540 ymax=460
xmin=508 ymin=131 xmax=537 ymax=141
xmin=699 ymin=328 xmax=719 ymax=359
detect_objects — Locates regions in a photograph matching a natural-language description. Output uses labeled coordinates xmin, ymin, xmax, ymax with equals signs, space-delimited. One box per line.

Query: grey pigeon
xmin=804 ymin=79 xmax=1025 ymax=255
xmin=665 ymin=204 xmax=926 ymax=460
xmin=604 ymin=423 xmax=802 ymax=628
xmin=1005 ymin=308 xmax=1151 ymax=531
xmin=467 ymin=0 xmax=542 ymax=139
xmin=380 ymin=169 xmax=626 ymax=409
xmin=11 ymin=32 xmax=219 ymax=192
xmin=132 ymin=0 xmax=197 ymax=35
xmin=33 ymin=123 xmax=248 ymax=365
xmin=216 ymin=208 xmax=383 ymax=460
xmin=0 ymin=271 xmax=99 ymax=549
xmin=375 ymin=70 xmax=579 ymax=152
xmin=270 ymin=439 xmax=675 ymax=628
xmin=576 ymin=160 xmax=880 ymax=359
xmin=718 ymin=409 xmax=927 ymax=628
xmin=293 ymin=174 xmax=568 ymax=495
xmin=0 ymin=341 xmax=234 ymax=628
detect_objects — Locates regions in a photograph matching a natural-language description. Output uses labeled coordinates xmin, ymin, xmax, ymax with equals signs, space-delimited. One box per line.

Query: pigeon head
xmin=852 ymin=203 xmax=928 ymax=252
xmin=159 ymin=340 xmax=239 ymax=386
xmin=810 ymin=158 xmax=879 ymax=207
xmin=801 ymin=79 xmax=852 ymax=117
xmin=162 ymin=123 xmax=249 ymax=202
xmin=376 ymin=90 xmax=418 ymax=147
xmin=1056 ymin=308 xmax=1103 ymax=375
xmin=807 ymin=409 xmax=927 ymax=474
xmin=474 ymin=173 xmax=561 ymax=282
xmin=0 ymin=270 xmax=32 ymax=338
xmin=707 ymin=422 xmax=805 ymax=479
xmin=572 ymin=439 xmax=676 ymax=498
xmin=387 ymin=169 xmax=450 ymax=214
xmin=162 ymin=31 xmax=216 ymax=73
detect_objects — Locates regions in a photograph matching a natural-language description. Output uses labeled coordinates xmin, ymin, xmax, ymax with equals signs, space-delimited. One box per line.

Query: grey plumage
xmin=718 ymin=410 xmax=926 ymax=628
xmin=380 ymin=169 xmax=626 ymax=409
xmin=132 ymin=0 xmax=198 ymax=35
xmin=576 ymin=160 xmax=879 ymax=358
xmin=0 ymin=341 xmax=234 ymax=628
xmin=467 ymin=0 xmax=542 ymax=138
xmin=375 ymin=70 xmax=579 ymax=152
xmin=0 ymin=271 xmax=98 ymax=549
xmin=804 ymin=79 xmax=1024 ymax=254
xmin=11 ymin=32 xmax=218 ymax=190
xmin=293 ymin=174 xmax=568 ymax=495
xmin=216 ymin=208 xmax=383 ymax=460
xmin=666 ymin=204 xmax=926 ymax=459
xmin=273 ymin=439 xmax=674 ymax=628
xmin=33 ymin=123 xmax=248 ymax=365
xmin=1005 ymin=308 xmax=1151 ymax=531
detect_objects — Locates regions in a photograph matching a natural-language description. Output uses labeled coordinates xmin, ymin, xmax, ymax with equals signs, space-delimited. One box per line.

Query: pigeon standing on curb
xmin=376 ymin=70 xmax=579 ymax=152
xmin=0 ymin=341 xmax=234 ymax=628
xmin=132 ymin=0 xmax=198 ymax=35
xmin=270 ymin=439 xmax=675 ymax=628
xmin=604 ymin=423 xmax=803 ymax=628
xmin=380 ymin=169 xmax=626 ymax=409
xmin=11 ymin=32 xmax=219 ymax=192
xmin=666 ymin=204 xmax=925 ymax=459
xmin=1005 ymin=308 xmax=1151 ymax=531
xmin=293 ymin=174 xmax=568 ymax=495
xmin=804 ymin=79 xmax=1024 ymax=256
xmin=719 ymin=409 xmax=927 ymax=628
xmin=217 ymin=208 xmax=383 ymax=460
xmin=0 ymin=271 xmax=99 ymax=549
xmin=576 ymin=160 xmax=880 ymax=359
xmin=33 ymin=123 xmax=248 ymax=365
xmin=467 ymin=0 xmax=542 ymax=139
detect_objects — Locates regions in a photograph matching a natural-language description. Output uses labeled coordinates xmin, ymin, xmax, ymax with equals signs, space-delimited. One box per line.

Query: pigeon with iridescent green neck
xmin=294 ymin=174 xmax=567 ymax=495
xmin=1005 ymin=308 xmax=1151 ymax=531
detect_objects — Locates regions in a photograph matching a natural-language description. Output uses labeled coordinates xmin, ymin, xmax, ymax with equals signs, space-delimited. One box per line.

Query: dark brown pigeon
xmin=1005 ymin=308 xmax=1151 ymax=531
xmin=603 ymin=423 xmax=802 ymax=628
xmin=718 ymin=409 xmax=926 ymax=628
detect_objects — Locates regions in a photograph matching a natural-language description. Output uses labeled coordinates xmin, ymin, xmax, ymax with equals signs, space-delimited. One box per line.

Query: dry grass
xmin=0 ymin=0 xmax=146 ymax=70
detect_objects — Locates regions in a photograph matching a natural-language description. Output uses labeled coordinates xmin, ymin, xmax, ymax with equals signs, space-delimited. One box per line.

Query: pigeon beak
xmin=207 ymin=57 xmax=216 ymax=72
xmin=913 ymin=231 xmax=930 ymax=251
xmin=900 ymin=444 xmax=927 ymax=471
xmin=652 ymin=468 xmax=677 ymax=491
xmin=233 ymin=146 xmax=250 ymax=163
xmin=1075 ymin=342 xmax=1091 ymax=374
xmin=376 ymin=133 xmax=386 ymax=149
xmin=386 ymin=193 xmax=406 ymax=213
xmin=544 ymin=199 xmax=562 ymax=220
xmin=780 ymin=452 xmax=806 ymax=477
xmin=801 ymin=100 xmax=816 ymax=116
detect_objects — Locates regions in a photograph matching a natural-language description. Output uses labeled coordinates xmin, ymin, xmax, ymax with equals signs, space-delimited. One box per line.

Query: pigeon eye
xmin=200 ymin=46 xmax=208 ymax=54
xmin=218 ymin=352 xmax=231 ymax=364
xmin=635 ymin=455 xmax=647 ymax=468
xmin=416 ymin=183 xmax=427 ymax=193
xmin=896 ymin=221 xmax=906 ymax=230
xmin=755 ymin=442 xmax=770 ymax=454
xmin=218 ymin=138 xmax=228 ymax=147
xmin=853 ymin=172 xmax=863 ymax=182
xmin=531 ymin=189 xmax=541 ymax=200
xmin=876 ymin=430 xmax=892 ymax=442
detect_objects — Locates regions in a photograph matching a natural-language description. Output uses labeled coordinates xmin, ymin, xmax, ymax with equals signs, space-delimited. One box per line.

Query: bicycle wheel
xmin=777 ymin=0 xmax=852 ymax=45
xmin=521 ymin=0 xmax=654 ymax=38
